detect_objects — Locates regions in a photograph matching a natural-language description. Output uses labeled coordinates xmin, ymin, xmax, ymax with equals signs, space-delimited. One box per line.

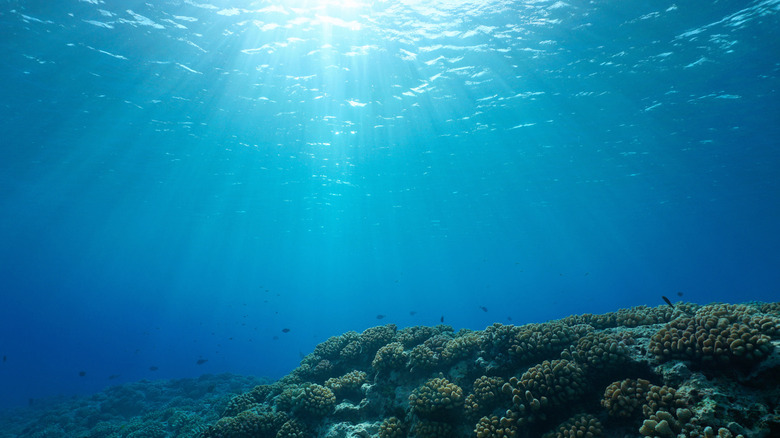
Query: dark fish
xmin=149 ymin=366 xmax=159 ymax=371
xmin=677 ymin=291 xmax=683 ymax=297
xmin=109 ymin=374 xmax=120 ymax=380
xmin=2 ymin=355 xmax=6 ymax=362
xmin=440 ymin=316 xmax=444 ymax=323
xmin=507 ymin=316 xmax=513 ymax=321
xmin=282 ymin=328 xmax=291 ymax=333
xmin=662 ymin=296 xmax=674 ymax=308
xmin=409 ymin=311 xmax=417 ymax=316
xmin=479 ymin=306 xmax=488 ymax=312
xmin=376 ymin=314 xmax=385 ymax=320
xmin=196 ymin=359 xmax=208 ymax=365
xmin=79 ymin=371 xmax=86 ymax=377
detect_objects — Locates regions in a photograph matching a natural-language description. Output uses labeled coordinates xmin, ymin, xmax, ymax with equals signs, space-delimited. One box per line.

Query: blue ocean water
xmin=0 ymin=0 xmax=778 ymax=410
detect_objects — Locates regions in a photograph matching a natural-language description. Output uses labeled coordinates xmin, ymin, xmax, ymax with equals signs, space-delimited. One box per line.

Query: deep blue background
xmin=1 ymin=0 xmax=778 ymax=409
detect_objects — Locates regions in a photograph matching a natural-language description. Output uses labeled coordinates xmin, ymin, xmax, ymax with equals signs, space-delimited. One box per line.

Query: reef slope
xmin=202 ymin=302 xmax=779 ymax=438
xmin=2 ymin=301 xmax=778 ymax=438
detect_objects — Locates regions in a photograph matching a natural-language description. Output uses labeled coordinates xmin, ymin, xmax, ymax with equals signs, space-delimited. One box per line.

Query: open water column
xmin=0 ymin=0 xmax=778 ymax=436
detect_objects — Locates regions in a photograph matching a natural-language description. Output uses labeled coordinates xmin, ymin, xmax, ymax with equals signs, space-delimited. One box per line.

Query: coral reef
xmin=290 ymin=383 xmax=336 ymax=418
xmin=602 ymin=378 xmax=653 ymax=418
xmin=542 ymin=413 xmax=603 ymax=438
xmin=649 ymin=305 xmax=777 ymax=368
xmin=372 ymin=342 xmax=407 ymax=373
xmin=465 ymin=375 xmax=506 ymax=419
xmin=378 ymin=416 xmax=406 ymax=438
xmin=2 ymin=301 xmax=778 ymax=438
xmin=408 ymin=376 xmax=464 ymax=417
xmin=325 ymin=370 xmax=367 ymax=400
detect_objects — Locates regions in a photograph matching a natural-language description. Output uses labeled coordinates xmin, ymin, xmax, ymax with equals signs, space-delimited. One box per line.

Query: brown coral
xmin=542 ymin=413 xmax=603 ymax=438
xmin=508 ymin=322 xmax=589 ymax=365
xmin=292 ymin=384 xmax=336 ymax=418
xmin=570 ymin=331 xmax=630 ymax=372
xmin=324 ymin=370 xmax=366 ymax=399
xmin=411 ymin=419 xmax=453 ymax=438
xmin=649 ymin=303 xmax=777 ymax=367
xmin=222 ymin=393 xmax=258 ymax=418
xmin=503 ymin=359 xmax=586 ymax=416
xmin=395 ymin=325 xmax=446 ymax=348
xmin=474 ymin=414 xmax=518 ymax=438
xmin=372 ymin=342 xmax=406 ymax=373
xmin=639 ymin=409 xmax=691 ymax=437
xmin=276 ymin=419 xmax=307 ymax=438
xmin=361 ymin=324 xmax=397 ymax=353
xmin=602 ymin=379 xmax=686 ymax=421
xmin=643 ymin=383 xmax=688 ymax=418
xmin=309 ymin=331 xmax=360 ymax=362
xmin=441 ymin=332 xmax=482 ymax=363
xmin=465 ymin=375 xmax=506 ymax=419
xmin=409 ymin=377 xmax=464 ymax=416
xmin=206 ymin=409 xmax=288 ymax=437
xmin=602 ymin=378 xmax=652 ymax=419
xmin=378 ymin=416 xmax=406 ymax=438
xmin=408 ymin=344 xmax=438 ymax=372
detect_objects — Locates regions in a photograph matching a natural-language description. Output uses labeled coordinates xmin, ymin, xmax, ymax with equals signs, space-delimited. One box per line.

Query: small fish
xmin=479 ymin=306 xmax=488 ymax=312
xmin=273 ymin=336 xmax=279 ymax=340
xmin=109 ymin=374 xmax=120 ymax=380
xmin=79 ymin=371 xmax=86 ymax=377
xmin=2 ymin=355 xmax=6 ymax=362
xmin=196 ymin=359 xmax=208 ymax=365
xmin=677 ymin=291 xmax=683 ymax=297
xmin=409 ymin=311 xmax=417 ymax=316
xmin=507 ymin=316 xmax=513 ymax=321
xmin=149 ymin=366 xmax=159 ymax=371
xmin=440 ymin=316 xmax=444 ymax=323
xmin=376 ymin=314 xmax=385 ymax=320
xmin=662 ymin=296 xmax=674 ymax=308
xmin=282 ymin=328 xmax=291 ymax=333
